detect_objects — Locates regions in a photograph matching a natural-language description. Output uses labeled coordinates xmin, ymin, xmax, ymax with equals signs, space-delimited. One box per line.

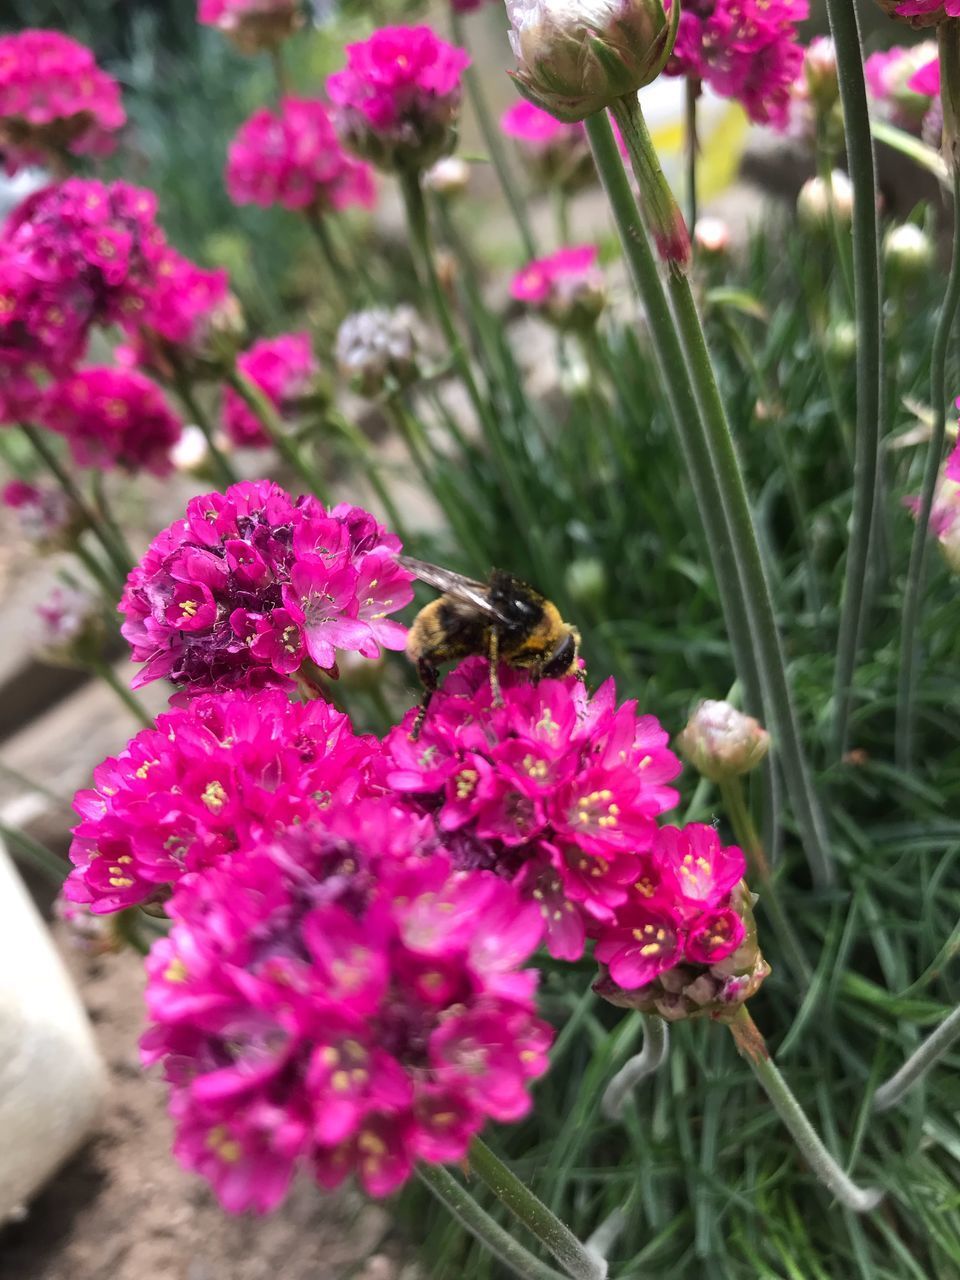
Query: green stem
xmin=822 ymin=0 xmax=884 ymax=759
xmin=326 ymin=410 xmax=409 ymax=542
xmin=719 ymin=776 xmax=813 ymax=988
xmin=225 ymin=368 xmax=330 ymax=502
xmin=269 ymin=44 xmax=290 ymax=101
xmin=873 ymin=1002 xmax=960 ymax=1111
xmin=90 ymin=659 xmax=154 ymax=730
xmin=170 ymin=364 xmax=238 ymax=487
xmin=416 ymin=1163 xmax=567 ymax=1280
xmin=685 ymin=76 xmax=699 ymax=237
xmin=730 ymin=1009 xmax=882 ymax=1212
xmin=602 ymin=1016 xmax=670 ymax=1120
xmin=305 ymin=209 xmax=353 ymax=313
xmin=609 ymin=95 xmax=834 ymax=888
xmin=91 ymin=471 xmax=135 ymax=569
xmin=468 ymin=1138 xmax=607 ymax=1280
xmin=897 ymin=39 xmax=960 ymax=772
xmin=449 ymin=8 xmax=537 ymax=258
xmin=0 ymin=820 xmax=68 ymax=886
xmin=114 ymin=908 xmax=151 ymax=957
xmin=72 ymin=539 xmax=122 ymax=599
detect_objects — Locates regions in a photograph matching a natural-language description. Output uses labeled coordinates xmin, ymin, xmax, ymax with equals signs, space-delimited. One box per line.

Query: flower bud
xmin=676 ymin=699 xmax=770 ymax=783
xmin=825 ymin=320 xmax=857 ymax=362
xmin=803 ymin=37 xmax=839 ymax=113
xmin=884 ymin=222 xmax=934 ymax=281
xmin=3 ymin=480 xmax=76 ymax=550
xmin=693 ymin=216 xmax=730 ymax=259
xmin=335 ymin=306 xmax=422 ymax=397
xmin=565 ymin=556 xmax=606 ymax=609
xmin=423 ymin=156 xmax=471 ymax=198
xmin=170 ymin=423 xmax=220 ymax=478
xmin=797 ymin=170 xmax=853 ymax=231
xmin=35 ymin=584 xmax=104 ymax=668
xmin=505 ymin=0 xmax=677 ymax=122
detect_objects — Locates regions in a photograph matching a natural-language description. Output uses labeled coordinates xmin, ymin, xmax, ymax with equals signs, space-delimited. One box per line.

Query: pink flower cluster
xmin=2 ymin=478 xmax=71 ymax=544
xmin=595 ymin=823 xmax=746 ymax=989
xmin=40 ymin=366 xmax=183 ymax=475
xmin=132 ymin=250 xmax=232 ymax=370
xmin=119 ymin=480 xmax=414 ymax=693
xmin=892 ymin=0 xmax=960 ymax=22
xmin=379 ymin=659 xmax=681 ymax=960
xmin=65 ymin=688 xmax=373 ymax=914
xmin=864 ymin=43 xmax=939 ymax=132
xmin=222 ymin=333 xmax=317 ymax=448
xmin=501 ymin=100 xmax=582 ymax=150
xmin=0 ymin=30 xmax=125 ymax=175
xmin=511 ymin=246 xmax=605 ymax=329
xmin=226 ymin=98 xmax=376 ymax=215
xmin=667 ymin=0 xmax=809 ymax=128
xmin=327 ymin=26 xmax=470 ymax=172
xmin=141 ymin=799 xmax=551 ymax=1207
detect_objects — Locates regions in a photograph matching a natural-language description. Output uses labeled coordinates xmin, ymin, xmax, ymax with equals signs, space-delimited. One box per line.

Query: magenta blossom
xmin=40 ymin=366 xmax=183 ymax=475
xmin=141 ymin=797 xmax=552 ymax=1208
xmin=64 ymin=688 xmax=374 ymax=914
xmin=891 ymin=0 xmax=960 ymax=22
xmin=500 ymin=100 xmax=596 ymax=192
xmin=501 ymin=100 xmax=582 ymax=149
xmin=119 ymin=480 xmax=413 ymax=693
xmin=2 ymin=479 xmax=71 ymax=544
xmin=327 ymin=26 xmax=470 ymax=172
xmin=511 ymin=245 xmax=605 ymax=330
xmin=222 ymin=333 xmax=318 ymax=448
xmin=198 ymin=0 xmax=301 ymax=53
xmin=864 ymin=42 xmax=939 ymax=132
xmin=129 ymin=248 xmax=234 ymax=374
xmin=0 ymin=30 xmax=125 ymax=175
xmin=667 ymin=0 xmax=809 ymax=129
xmin=378 ymin=657 xmax=681 ymax=961
xmin=227 ymin=98 xmax=376 ymax=216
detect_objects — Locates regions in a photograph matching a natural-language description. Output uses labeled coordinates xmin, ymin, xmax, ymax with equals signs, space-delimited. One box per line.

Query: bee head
xmin=542 ymin=626 xmax=580 ymax=679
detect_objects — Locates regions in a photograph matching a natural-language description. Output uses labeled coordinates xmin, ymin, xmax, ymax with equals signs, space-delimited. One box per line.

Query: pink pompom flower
xmin=378 ymin=657 xmax=681 ymax=961
xmin=141 ymin=797 xmax=552 ymax=1209
xmin=500 ymin=100 xmax=595 ymax=192
xmin=198 ymin=0 xmax=301 ymax=53
xmin=40 ymin=366 xmax=183 ymax=475
xmin=64 ymin=688 xmax=374 ymax=914
xmin=226 ymin=98 xmax=376 ymax=216
xmin=864 ymin=42 xmax=939 ymax=132
xmin=119 ymin=479 xmax=414 ymax=694
xmin=2 ymin=479 xmax=72 ymax=545
xmin=222 ymin=333 xmax=318 ymax=448
xmin=667 ymin=0 xmax=809 ymax=129
xmin=327 ymin=26 xmax=470 ymax=172
xmin=511 ymin=245 xmax=605 ymax=330
xmin=0 ymin=30 xmax=126 ymax=175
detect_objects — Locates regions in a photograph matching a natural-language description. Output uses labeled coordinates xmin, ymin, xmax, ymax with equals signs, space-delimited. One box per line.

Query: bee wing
xmin=399 ymin=556 xmax=509 ymax=623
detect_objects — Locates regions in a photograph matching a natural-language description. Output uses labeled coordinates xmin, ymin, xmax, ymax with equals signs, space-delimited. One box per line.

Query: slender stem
xmin=0 ymin=820 xmax=68 ymax=886
xmin=602 ymin=1016 xmax=670 ymax=1120
xmin=72 ymin=539 xmax=122 ymax=599
xmin=873 ymin=1003 xmax=960 ymax=1111
xmin=823 ymin=0 xmax=884 ymax=759
xmin=225 ymin=368 xmax=330 ymax=501
xmin=90 ymin=659 xmax=154 ymax=730
xmin=719 ymin=776 xmax=813 ymax=988
xmin=685 ymin=77 xmax=699 ymax=236
xmin=269 ymin=44 xmax=290 ymax=100
xmin=114 ymin=908 xmax=151 ymax=957
xmin=729 ymin=1008 xmax=883 ymax=1212
xmin=19 ymin=424 xmax=131 ymax=583
xmin=609 ymin=95 xmax=834 ymax=888
xmin=449 ymin=8 xmax=536 ymax=258
xmin=468 ymin=1138 xmax=607 ymax=1280
xmin=326 ymin=410 xmax=409 ymax=542
xmin=416 ymin=1163 xmax=567 ymax=1280
xmin=897 ymin=57 xmax=960 ymax=772
xmin=305 ymin=209 xmax=353 ymax=313
xmin=170 ymin=364 xmax=238 ymax=487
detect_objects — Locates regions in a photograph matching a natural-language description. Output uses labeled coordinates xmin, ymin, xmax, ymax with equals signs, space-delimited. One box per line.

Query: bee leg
xmin=487 ymin=629 xmax=504 ymax=707
xmin=410 ymin=659 xmax=439 ymax=741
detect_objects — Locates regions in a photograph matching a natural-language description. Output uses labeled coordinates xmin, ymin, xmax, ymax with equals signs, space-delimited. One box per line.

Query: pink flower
xmin=510 ymin=245 xmax=604 ymax=330
xmin=893 ymin=0 xmax=960 ymax=19
xmin=501 ymin=100 xmax=581 ymax=149
xmin=222 ymin=333 xmax=317 ymax=448
xmin=40 ymin=366 xmax=183 ymax=475
xmin=378 ymin=657 xmax=681 ymax=960
xmin=198 ymin=0 xmax=301 ymax=53
xmin=327 ymin=26 xmax=470 ymax=172
xmin=130 ymin=249 xmax=233 ymax=372
xmin=0 ymin=30 xmax=125 ymax=175
xmin=119 ymin=480 xmax=413 ymax=694
xmin=864 ymin=43 xmax=939 ymax=131
xmin=226 ymin=98 xmax=376 ymax=216
xmin=64 ymin=688 xmax=375 ymax=914
xmin=2 ymin=479 xmax=71 ymax=544
xmin=141 ymin=798 xmax=552 ymax=1208
xmin=908 ymin=58 xmax=940 ymax=98
xmin=667 ymin=0 xmax=809 ymax=128
xmin=500 ymin=100 xmax=597 ymax=193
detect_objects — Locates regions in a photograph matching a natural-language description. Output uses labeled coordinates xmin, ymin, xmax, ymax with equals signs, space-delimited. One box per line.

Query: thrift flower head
xmin=594 ymin=823 xmax=769 ymax=1020
xmin=905 ymin=473 xmax=960 ymax=572
xmin=500 ymin=100 xmax=594 ymax=192
xmin=130 ymin=249 xmax=235 ymax=378
xmin=327 ymin=26 xmax=470 ymax=172
xmin=40 ymin=366 xmax=184 ymax=475
xmin=667 ymin=0 xmax=809 ymax=129
xmin=335 ymin=306 xmax=421 ymax=397
xmin=511 ymin=245 xmax=605 ymax=330
xmin=222 ymin=333 xmax=318 ymax=448
xmin=865 ymin=43 xmax=940 ymax=135
xmin=198 ymin=0 xmax=302 ymax=52
xmin=379 ymin=657 xmax=681 ymax=960
xmin=65 ymin=688 xmax=374 ymax=914
xmin=226 ymin=98 xmax=376 ymax=215
xmin=35 ymin=582 xmax=102 ymax=664
xmin=506 ymin=0 xmax=676 ymax=121
xmin=876 ymin=0 xmax=960 ymax=27
xmin=141 ymin=798 xmax=552 ymax=1208
xmin=0 ymin=30 xmax=125 ymax=175
xmin=3 ymin=479 xmax=72 ymax=546
xmin=676 ymin=699 xmax=770 ymax=782
xmin=119 ymin=479 xmax=414 ymax=693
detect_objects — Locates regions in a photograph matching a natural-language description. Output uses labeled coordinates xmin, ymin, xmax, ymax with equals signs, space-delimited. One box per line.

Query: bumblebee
xmin=401 ymin=556 xmax=582 ymax=738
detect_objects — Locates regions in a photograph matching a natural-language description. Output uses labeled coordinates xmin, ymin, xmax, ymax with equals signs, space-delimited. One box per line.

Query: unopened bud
xmin=505 ymin=0 xmax=677 ymax=122
xmin=825 ymin=319 xmax=857 ymax=362
xmin=797 ymin=170 xmax=853 ymax=231
xmin=884 ymin=222 xmax=934 ymax=281
xmin=335 ymin=306 xmax=422 ymax=398
xmin=170 ymin=424 xmax=218 ymax=477
xmin=676 ymin=699 xmax=770 ymax=783
xmin=423 ymin=156 xmax=471 ymax=198
xmin=803 ymin=36 xmax=839 ymax=112
xmin=694 ymin=216 xmax=730 ymax=258
xmin=565 ymin=556 xmax=606 ymax=609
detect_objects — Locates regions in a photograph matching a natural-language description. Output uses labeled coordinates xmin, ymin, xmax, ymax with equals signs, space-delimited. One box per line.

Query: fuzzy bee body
xmin=401 ymin=557 xmax=582 ymax=738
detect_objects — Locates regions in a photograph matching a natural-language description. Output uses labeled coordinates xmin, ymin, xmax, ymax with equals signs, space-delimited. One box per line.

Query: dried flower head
xmin=327 ymin=26 xmax=470 ymax=173
xmin=119 ymin=480 xmax=413 ymax=694
xmin=222 ymin=333 xmax=319 ymax=448
xmin=141 ymin=798 xmax=552 ymax=1208
xmin=676 ymin=699 xmax=770 ymax=783
xmin=335 ymin=306 xmax=421 ymax=396
xmin=511 ymin=245 xmax=605 ymax=330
